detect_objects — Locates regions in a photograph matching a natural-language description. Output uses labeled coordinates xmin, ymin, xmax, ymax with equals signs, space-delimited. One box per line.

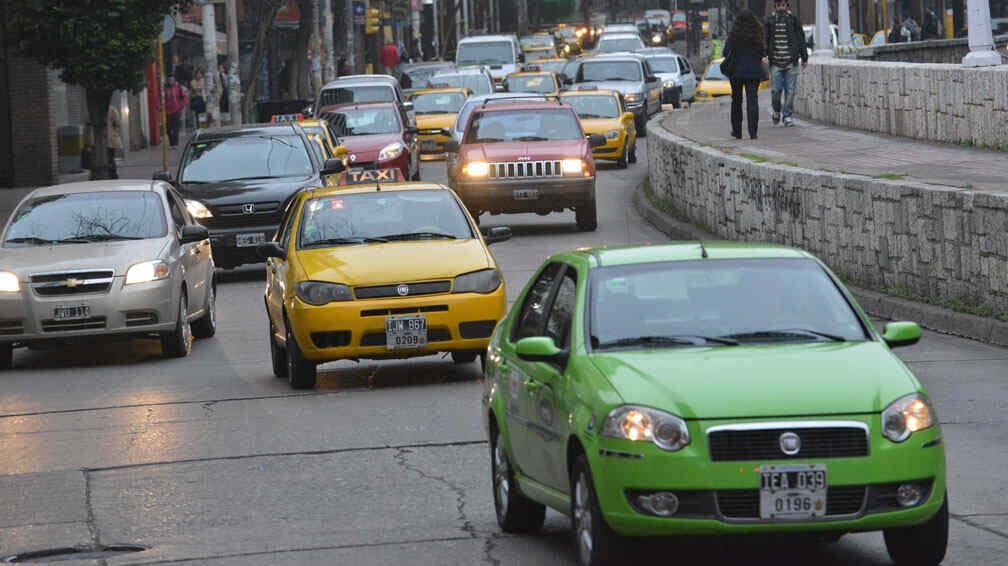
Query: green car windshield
xmin=590 ymin=258 xmax=869 ymax=348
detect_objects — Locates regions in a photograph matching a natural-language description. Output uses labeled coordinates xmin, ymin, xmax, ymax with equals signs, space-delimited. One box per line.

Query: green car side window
xmin=512 ymin=262 xmax=563 ymax=342
xmin=544 ymin=271 xmax=577 ymax=349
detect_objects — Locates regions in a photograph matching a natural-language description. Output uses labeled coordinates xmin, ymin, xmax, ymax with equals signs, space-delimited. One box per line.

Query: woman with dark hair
xmin=724 ymin=9 xmax=768 ymax=139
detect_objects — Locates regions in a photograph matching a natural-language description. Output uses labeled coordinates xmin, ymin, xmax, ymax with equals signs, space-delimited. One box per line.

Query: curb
xmin=632 ymin=182 xmax=1008 ymax=347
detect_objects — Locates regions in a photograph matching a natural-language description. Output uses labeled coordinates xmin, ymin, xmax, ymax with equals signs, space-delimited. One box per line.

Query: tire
xmin=628 ymin=142 xmax=637 ymax=164
xmin=161 ymin=291 xmax=192 ymax=358
xmin=571 ymin=455 xmax=619 ymax=566
xmin=191 ymin=284 xmax=216 ymax=339
xmin=883 ymin=494 xmax=949 ymax=566
xmin=269 ymin=317 xmax=287 ymax=378
xmin=0 ymin=342 xmax=12 ymax=370
xmin=451 ymin=351 xmax=478 ymax=364
xmin=286 ymin=324 xmax=317 ymax=390
xmin=491 ymin=426 xmax=546 ymax=533
xmin=635 ymin=116 xmax=647 ymax=137
xmin=671 ymin=89 xmax=682 ymax=109
xmin=616 ymin=143 xmax=628 ymax=169
xmin=411 ymin=169 xmax=421 ymax=181
xmin=576 ymin=201 xmax=598 ymax=232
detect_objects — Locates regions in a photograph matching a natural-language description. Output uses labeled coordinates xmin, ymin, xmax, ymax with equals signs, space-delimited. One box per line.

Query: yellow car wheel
xmin=617 ymin=142 xmax=629 ymax=169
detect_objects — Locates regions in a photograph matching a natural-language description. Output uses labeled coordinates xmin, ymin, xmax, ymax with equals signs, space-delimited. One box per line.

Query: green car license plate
xmin=385 ymin=314 xmax=428 ymax=350
xmin=759 ymin=464 xmax=827 ymax=520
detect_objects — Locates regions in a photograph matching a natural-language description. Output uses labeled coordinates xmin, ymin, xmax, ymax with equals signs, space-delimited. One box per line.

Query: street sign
xmin=353 ymin=1 xmax=365 ymax=16
xmin=160 ymin=14 xmax=176 ymax=44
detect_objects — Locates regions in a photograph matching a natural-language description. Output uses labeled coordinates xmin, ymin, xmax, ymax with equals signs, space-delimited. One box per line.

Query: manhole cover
xmin=3 ymin=544 xmax=147 ymax=563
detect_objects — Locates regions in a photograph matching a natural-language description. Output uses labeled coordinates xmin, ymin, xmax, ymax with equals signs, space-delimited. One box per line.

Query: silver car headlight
xmin=296 ymin=281 xmax=353 ymax=305
xmin=0 ymin=271 xmax=20 ymax=293
xmin=882 ymin=393 xmax=937 ymax=443
xmin=452 ymin=269 xmax=502 ymax=294
xmin=378 ymin=142 xmax=406 ymax=161
xmin=185 ymin=199 xmax=213 ymax=220
xmin=624 ymin=92 xmax=643 ymax=103
xmin=125 ymin=260 xmax=170 ymax=285
xmin=601 ymin=405 xmax=690 ymax=451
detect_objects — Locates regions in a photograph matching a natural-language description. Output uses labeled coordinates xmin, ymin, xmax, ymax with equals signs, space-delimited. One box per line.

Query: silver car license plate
xmin=385 ymin=315 xmax=428 ymax=350
xmin=235 ymin=232 xmax=266 ymax=247
xmin=513 ymin=189 xmax=539 ymax=200
xmin=759 ymin=464 xmax=827 ymax=520
xmin=53 ymin=304 xmax=90 ymax=321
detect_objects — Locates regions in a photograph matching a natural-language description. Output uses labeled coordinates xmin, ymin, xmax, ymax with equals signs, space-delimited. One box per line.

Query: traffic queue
xmin=0 ymin=22 xmax=949 ymax=566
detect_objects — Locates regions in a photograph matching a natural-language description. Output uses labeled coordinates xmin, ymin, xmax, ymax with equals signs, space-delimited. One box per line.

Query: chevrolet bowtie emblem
xmin=64 ymin=278 xmax=84 ymax=288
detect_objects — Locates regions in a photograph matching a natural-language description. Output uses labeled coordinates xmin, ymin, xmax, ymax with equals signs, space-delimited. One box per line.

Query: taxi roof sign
xmin=271 ymin=113 xmax=305 ymax=123
xmin=340 ymin=167 xmax=402 ymax=185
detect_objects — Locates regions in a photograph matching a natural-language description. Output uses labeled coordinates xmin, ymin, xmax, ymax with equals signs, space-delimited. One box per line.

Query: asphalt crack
xmin=393 ymin=447 xmax=478 ymax=541
xmin=83 ymin=469 xmax=102 ymax=547
xmin=951 ymin=514 xmax=1008 ymax=539
xmin=482 ymin=532 xmax=502 ymax=566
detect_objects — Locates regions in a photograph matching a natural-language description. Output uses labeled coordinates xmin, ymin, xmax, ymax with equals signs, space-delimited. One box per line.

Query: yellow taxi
xmin=259 ymin=182 xmax=512 ymax=389
xmin=502 ymin=71 xmax=561 ymax=97
xmin=694 ymin=58 xmax=770 ymax=100
xmin=530 ymin=58 xmax=568 ymax=75
xmin=408 ymin=87 xmax=470 ymax=160
xmin=559 ymin=89 xmax=638 ymax=168
xmin=525 ymin=45 xmax=559 ymax=62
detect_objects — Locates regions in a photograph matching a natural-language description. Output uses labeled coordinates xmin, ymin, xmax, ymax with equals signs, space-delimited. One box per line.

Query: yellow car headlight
xmin=464 ymin=161 xmax=490 ymax=178
xmin=0 ymin=271 xmax=20 ymax=293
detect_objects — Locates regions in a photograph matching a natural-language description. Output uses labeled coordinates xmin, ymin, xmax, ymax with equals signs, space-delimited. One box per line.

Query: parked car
xmin=636 ymin=47 xmax=698 ymax=107
xmin=483 ymin=242 xmax=947 ymax=566
xmin=322 ymin=102 xmax=421 ymax=181
xmin=158 ymin=123 xmax=345 ymax=270
xmin=564 ymin=53 xmax=662 ymax=133
xmin=447 ymin=100 xmax=605 ymax=230
xmin=0 ymin=180 xmax=216 ymax=366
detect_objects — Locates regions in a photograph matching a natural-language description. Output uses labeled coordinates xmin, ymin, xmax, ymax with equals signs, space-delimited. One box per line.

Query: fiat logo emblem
xmin=396 ymin=284 xmax=409 ymax=296
xmin=242 ymin=203 xmax=255 ymax=214
xmin=779 ymin=432 xmax=801 ymax=456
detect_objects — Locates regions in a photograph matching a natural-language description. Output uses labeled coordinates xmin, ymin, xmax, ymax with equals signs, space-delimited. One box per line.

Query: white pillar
xmin=963 ymin=0 xmax=1001 ymax=66
xmin=813 ymin=0 xmax=833 ymax=58
xmin=200 ymin=1 xmax=220 ymax=127
xmin=462 ymin=0 xmax=469 ymax=36
xmin=345 ymin=0 xmax=356 ymax=73
xmin=322 ymin=0 xmax=336 ymax=81
xmin=838 ymin=0 xmax=852 ymax=48
xmin=225 ymin=0 xmax=242 ymax=125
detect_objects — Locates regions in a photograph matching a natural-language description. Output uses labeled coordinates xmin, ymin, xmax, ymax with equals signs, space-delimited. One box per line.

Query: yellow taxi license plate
xmin=385 ymin=315 xmax=428 ymax=350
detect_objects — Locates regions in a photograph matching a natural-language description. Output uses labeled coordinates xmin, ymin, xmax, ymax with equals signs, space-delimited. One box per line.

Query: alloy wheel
xmin=493 ymin=434 xmax=510 ymax=522
xmin=574 ymin=472 xmax=593 ymax=564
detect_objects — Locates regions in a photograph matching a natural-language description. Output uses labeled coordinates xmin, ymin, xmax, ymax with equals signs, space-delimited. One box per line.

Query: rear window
xmin=647 ymin=57 xmax=679 ymax=73
xmin=561 ymin=95 xmax=620 ymax=119
xmin=464 ymin=108 xmax=582 ymax=143
xmin=322 ymin=106 xmax=402 ymax=136
xmin=457 ymin=41 xmax=516 ymax=67
xmin=428 ymin=73 xmax=493 ymax=95
xmin=596 ymin=36 xmax=646 ymax=53
xmin=504 ymin=74 xmax=557 ymax=94
xmin=580 ymin=60 xmax=643 ymax=82
xmin=411 ymin=91 xmax=467 ymax=114
xmin=318 ymin=85 xmax=395 ymax=107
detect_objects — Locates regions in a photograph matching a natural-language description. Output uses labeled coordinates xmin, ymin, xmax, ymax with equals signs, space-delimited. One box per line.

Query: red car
xmin=447 ymin=100 xmax=605 ymax=231
xmin=317 ymin=102 xmax=420 ymax=181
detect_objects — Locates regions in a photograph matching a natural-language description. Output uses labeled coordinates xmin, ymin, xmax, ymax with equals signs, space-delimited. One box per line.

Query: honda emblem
xmin=242 ymin=203 xmax=255 ymax=214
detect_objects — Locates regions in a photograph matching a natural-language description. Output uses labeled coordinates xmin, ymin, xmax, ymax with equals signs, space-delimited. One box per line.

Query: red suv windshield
xmin=465 ymin=108 xmax=582 ymax=143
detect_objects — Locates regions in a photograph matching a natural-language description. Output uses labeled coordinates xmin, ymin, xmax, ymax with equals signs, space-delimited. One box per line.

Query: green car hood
xmin=591 ymin=342 xmax=917 ymax=420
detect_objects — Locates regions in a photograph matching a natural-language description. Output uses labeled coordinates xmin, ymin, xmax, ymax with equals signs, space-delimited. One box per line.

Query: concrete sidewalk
xmin=667 ymin=92 xmax=1008 ymax=194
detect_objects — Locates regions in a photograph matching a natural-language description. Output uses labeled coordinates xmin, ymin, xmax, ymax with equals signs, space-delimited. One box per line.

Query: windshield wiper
xmin=597 ymin=334 xmax=739 ymax=349
xmin=64 ymin=234 xmax=144 ymax=242
xmin=514 ymin=136 xmax=550 ymax=141
xmin=376 ymin=231 xmax=459 ymax=241
xmin=259 ymin=135 xmax=296 ymax=149
xmin=304 ymin=236 xmax=389 ymax=246
xmin=4 ymin=236 xmax=57 ymax=245
xmin=722 ymin=329 xmax=847 ymax=343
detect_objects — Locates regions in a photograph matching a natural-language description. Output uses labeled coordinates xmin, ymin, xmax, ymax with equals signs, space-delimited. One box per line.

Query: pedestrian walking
xmin=189 ymin=68 xmax=206 ymax=129
xmin=106 ymin=104 xmax=122 ymax=179
xmin=765 ymin=0 xmax=807 ymax=127
xmin=724 ymin=9 xmax=767 ymax=140
xmin=164 ymin=74 xmax=189 ymax=148
xmin=380 ymin=41 xmax=400 ymax=76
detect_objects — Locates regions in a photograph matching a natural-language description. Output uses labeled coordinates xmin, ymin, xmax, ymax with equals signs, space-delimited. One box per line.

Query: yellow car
xmin=525 ymin=45 xmax=559 ymax=62
xmin=529 ymin=58 xmax=568 ymax=75
xmin=503 ymin=71 xmax=561 ymax=97
xmin=694 ymin=58 xmax=770 ymax=100
xmin=409 ymin=87 xmax=470 ymax=160
xmin=560 ymin=89 xmax=638 ymax=168
xmin=260 ymin=182 xmax=512 ymax=389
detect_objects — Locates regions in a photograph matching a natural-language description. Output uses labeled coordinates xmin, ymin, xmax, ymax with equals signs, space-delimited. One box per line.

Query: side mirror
xmin=443 ymin=140 xmax=460 ymax=154
xmin=494 ymin=82 xmax=506 ymax=92
xmin=646 ymin=74 xmax=658 ymax=83
xmin=882 ymin=321 xmax=921 ymax=348
xmin=563 ymin=77 xmax=574 ymax=86
xmin=322 ymin=158 xmax=346 ymax=176
xmin=153 ymin=170 xmax=174 ymax=183
xmin=515 ymin=336 xmax=568 ymax=365
xmin=402 ymin=100 xmax=414 ymax=111
xmin=302 ymin=105 xmax=314 ymax=117
xmin=588 ymin=134 xmax=606 ymax=148
xmin=179 ymin=224 xmax=209 ymax=244
xmin=622 ymin=112 xmax=635 ymax=122
xmin=482 ymin=225 xmax=511 ymax=244
xmin=256 ymin=241 xmax=287 ymax=261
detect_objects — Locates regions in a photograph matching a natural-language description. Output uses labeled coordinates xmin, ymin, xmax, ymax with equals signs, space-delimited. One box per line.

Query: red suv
xmin=448 ymin=101 xmax=604 ymax=231
xmin=318 ymin=102 xmax=420 ymax=181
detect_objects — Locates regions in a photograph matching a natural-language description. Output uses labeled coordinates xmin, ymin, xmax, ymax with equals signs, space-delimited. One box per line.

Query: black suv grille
xmin=709 ymin=426 xmax=869 ymax=461
xmin=204 ymin=201 xmax=283 ymax=229
xmin=31 ymin=270 xmax=113 ymax=296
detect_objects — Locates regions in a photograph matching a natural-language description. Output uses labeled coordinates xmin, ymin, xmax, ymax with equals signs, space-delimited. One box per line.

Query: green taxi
xmin=482 ymin=242 xmax=947 ymax=566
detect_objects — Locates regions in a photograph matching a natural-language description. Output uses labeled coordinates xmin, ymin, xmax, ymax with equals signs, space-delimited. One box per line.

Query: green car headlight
xmin=882 ymin=393 xmax=937 ymax=442
xmin=452 ymin=268 xmax=502 ymax=294
xmin=296 ymin=281 xmax=353 ymax=305
xmin=601 ymin=405 xmax=690 ymax=451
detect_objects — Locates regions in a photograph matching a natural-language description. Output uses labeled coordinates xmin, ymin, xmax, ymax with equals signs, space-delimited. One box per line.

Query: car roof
xmin=636 ymin=47 xmax=678 ymax=56
xmin=459 ymin=34 xmax=517 ymax=43
xmin=598 ymin=33 xmax=644 ymax=40
xmin=29 ymin=180 xmax=160 ymax=198
xmin=474 ymin=101 xmax=568 ymax=113
xmin=411 ymin=87 xmax=470 ymax=95
xmin=559 ymin=89 xmax=620 ymax=98
xmin=434 ymin=67 xmax=491 ymax=76
xmin=193 ymin=123 xmax=300 ymax=140
xmin=559 ymin=242 xmax=813 ymax=267
xmin=323 ymin=101 xmax=398 ymax=110
xmin=583 ymin=53 xmax=646 ymax=62
xmin=308 ymin=182 xmax=453 ymax=199
xmin=506 ymin=70 xmax=554 ymax=77
xmin=321 ymin=76 xmax=397 ymax=89
xmin=465 ymin=92 xmax=547 ymax=103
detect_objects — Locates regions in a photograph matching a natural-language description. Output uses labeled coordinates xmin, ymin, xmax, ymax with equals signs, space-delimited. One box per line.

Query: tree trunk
xmin=86 ymin=89 xmax=113 ymax=180
xmin=290 ymin=0 xmax=314 ymax=100
xmin=242 ymin=0 xmax=283 ymax=122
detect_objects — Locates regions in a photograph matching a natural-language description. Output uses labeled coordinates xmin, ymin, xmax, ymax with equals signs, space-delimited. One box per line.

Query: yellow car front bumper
xmin=288 ymin=287 xmax=506 ymax=361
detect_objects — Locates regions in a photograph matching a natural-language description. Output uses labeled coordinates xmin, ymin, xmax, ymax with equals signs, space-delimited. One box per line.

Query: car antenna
xmin=699 ymin=240 xmax=708 ymax=259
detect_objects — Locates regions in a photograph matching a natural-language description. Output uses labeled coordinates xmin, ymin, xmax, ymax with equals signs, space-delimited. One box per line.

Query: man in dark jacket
xmin=765 ymin=0 xmax=807 ymax=126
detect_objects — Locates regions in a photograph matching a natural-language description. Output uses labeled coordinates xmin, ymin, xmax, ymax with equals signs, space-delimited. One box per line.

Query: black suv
xmin=155 ymin=123 xmax=343 ymax=269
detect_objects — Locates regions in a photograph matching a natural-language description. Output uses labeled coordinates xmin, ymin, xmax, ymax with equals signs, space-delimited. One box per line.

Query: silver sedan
xmin=0 ymin=180 xmax=216 ymax=367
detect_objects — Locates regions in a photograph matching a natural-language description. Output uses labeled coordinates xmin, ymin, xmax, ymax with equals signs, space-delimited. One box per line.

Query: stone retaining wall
xmin=647 ymin=115 xmax=1008 ymax=316
xmin=795 ymin=59 xmax=1008 ymax=147
xmin=846 ymin=35 xmax=1008 ymax=64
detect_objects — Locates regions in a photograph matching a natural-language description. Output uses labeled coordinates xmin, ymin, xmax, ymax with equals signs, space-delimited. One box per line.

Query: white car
xmin=595 ymin=32 xmax=647 ymax=53
xmin=637 ymin=48 xmax=697 ymax=106
xmin=456 ymin=35 xmax=522 ymax=82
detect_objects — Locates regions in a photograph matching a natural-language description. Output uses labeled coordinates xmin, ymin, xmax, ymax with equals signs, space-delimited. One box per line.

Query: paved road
xmin=0 ymin=138 xmax=1005 ymax=564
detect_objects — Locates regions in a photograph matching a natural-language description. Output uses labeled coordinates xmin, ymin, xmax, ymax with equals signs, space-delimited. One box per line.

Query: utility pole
xmin=311 ymin=0 xmax=323 ymax=95
xmin=200 ymin=0 xmax=220 ymax=127
xmin=322 ymin=0 xmax=336 ymax=81
xmin=462 ymin=0 xmax=469 ymax=37
xmin=346 ymin=0 xmax=356 ymax=73
xmin=517 ymin=0 xmax=528 ymax=35
xmin=225 ymin=0 xmax=242 ymax=125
